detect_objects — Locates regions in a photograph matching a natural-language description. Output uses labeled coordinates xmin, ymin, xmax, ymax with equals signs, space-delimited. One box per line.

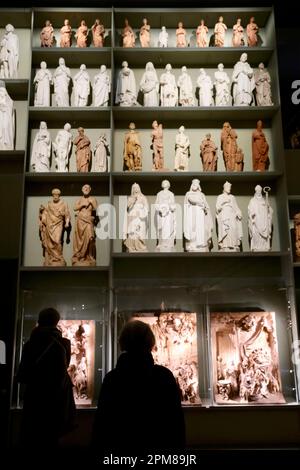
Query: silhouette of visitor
xmin=16 ymin=307 xmax=76 ymax=453
xmin=92 ymin=319 xmax=186 ymax=456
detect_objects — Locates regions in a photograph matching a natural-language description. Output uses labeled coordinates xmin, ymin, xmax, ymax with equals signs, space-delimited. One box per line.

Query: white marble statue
xmin=0 ymin=24 xmax=19 ymax=78
xmin=174 ymin=125 xmax=190 ymax=171
xmin=184 ymin=179 xmax=213 ymax=252
xmin=248 ymin=185 xmax=273 ymax=251
xmin=73 ymin=64 xmax=91 ymax=107
xmin=160 ymin=64 xmax=178 ymax=107
xmin=123 ymin=182 xmax=149 ymax=252
xmin=155 ymin=180 xmax=176 ymax=252
xmin=93 ymin=134 xmax=109 ymax=172
xmin=255 ymin=63 xmax=273 ymax=106
xmin=53 ymin=57 xmax=71 ymax=107
xmin=30 ymin=121 xmax=51 ymax=172
xmin=93 ymin=65 xmax=110 ymax=107
xmin=197 ymin=68 xmax=213 ymax=106
xmin=53 ymin=123 xmax=73 ymax=172
xmin=0 ymin=80 xmax=15 ymax=150
xmin=139 ymin=62 xmax=159 ymax=107
xmin=158 ymin=26 xmax=168 ymax=47
xmin=115 ymin=61 xmax=137 ymax=106
xmin=216 ymin=181 xmax=243 ymax=252
xmin=177 ymin=66 xmax=195 ymax=107
xmin=214 ymin=63 xmax=231 ymax=106
xmin=232 ymin=53 xmax=255 ymax=106
xmin=33 ymin=61 xmax=52 ymax=107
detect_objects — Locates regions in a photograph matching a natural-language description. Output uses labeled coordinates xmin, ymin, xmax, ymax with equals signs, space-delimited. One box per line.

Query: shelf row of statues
xmin=116 ymin=58 xmax=273 ymax=107
xmin=40 ymin=19 xmax=106 ymax=48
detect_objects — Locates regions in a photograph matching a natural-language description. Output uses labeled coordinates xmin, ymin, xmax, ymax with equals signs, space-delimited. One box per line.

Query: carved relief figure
xmin=122 ymin=18 xmax=135 ymax=48
xmin=160 ymin=64 xmax=178 ymax=107
xmin=91 ymin=18 xmax=105 ymax=47
xmin=0 ymin=81 xmax=15 ymax=150
xmin=151 ymin=120 xmax=164 ymax=170
xmin=93 ymin=134 xmax=109 ymax=172
xmin=140 ymin=62 xmax=159 ymax=107
xmin=53 ymin=123 xmax=72 ymax=172
xmin=60 ymin=19 xmax=72 ymax=47
xmin=216 ymin=181 xmax=243 ymax=251
xmin=40 ymin=20 xmax=54 ymax=47
xmin=255 ymin=63 xmax=273 ymax=106
xmin=232 ymin=18 xmax=245 ymax=47
xmin=139 ymin=18 xmax=150 ymax=47
xmin=184 ymin=179 xmax=213 ymax=252
xmin=53 ymin=57 xmax=71 ymax=107
xmin=0 ymin=24 xmax=19 ymax=78
xmin=200 ymin=133 xmax=218 ymax=171
xmin=73 ymin=64 xmax=90 ymax=107
xmin=123 ymin=122 xmax=142 ymax=171
xmin=252 ymin=120 xmax=270 ymax=171
xmin=93 ymin=65 xmax=110 ymax=107
xmin=176 ymin=22 xmax=187 ymax=47
xmin=234 ymin=147 xmax=244 ymax=171
xmin=30 ymin=121 xmax=51 ymax=172
xmin=73 ymin=127 xmax=91 ymax=172
xmin=247 ymin=17 xmax=259 ymax=47
xmin=115 ymin=61 xmax=137 ymax=106
xmin=214 ymin=63 xmax=231 ymax=106
xmin=221 ymin=122 xmax=242 ymax=171
xmin=33 ymin=61 xmax=52 ymax=107
xmin=158 ymin=26 xmax=168 ymax=47
xmin=232 ymin=53 xmax=255 ymax=106
xmin=177 ymin=66 xmax=195 ymax=107
xmin=197 ymin=68 xmax=213 ymax=106
xmin=123 ymin=183 xmax=149 ymax=252
xmin=214 ymin=16 xmax=227 ymax=47
xmin=294 ymin=213 xmax=300 ymax=258
xmin=72 ymin=184 xmax=97 ymax=266
xmin=248 ymin=185 xmax=273 ymax=251
xmin=196 ymin=20 xmax=208 ymax=47
xmin=155 ymin=180 xmax=176 ymax=252
xmin=39 ymin=188 xmax=70 ymax=266
xmin=75 ymin=20 xmax=88 ymax=48
xmin=174 ymin=125 xmax=190 ymax=171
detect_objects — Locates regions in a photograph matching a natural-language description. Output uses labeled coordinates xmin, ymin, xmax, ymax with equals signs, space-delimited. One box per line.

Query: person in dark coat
xmin=16 ymin=307 xmax=76 ymax=453
xmin=92 ymin=319 xmax=186 ymax=456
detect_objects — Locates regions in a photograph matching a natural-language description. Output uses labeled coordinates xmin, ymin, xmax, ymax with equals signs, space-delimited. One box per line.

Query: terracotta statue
xmin=73 ymin=127 xmax=91 ymax=172
xmin=76 ymin=20 xmax=88 ymax=48
xmin=214 ymin=63 xmax=231 ymax=106
xmin=93 ymin=65 xmax=110 ymax=107
xmin=72 ymin=184 xmax=97 ymax=266
xmin=122 ymin=18 xmax=135 ymax=48
xmin=139 ymin=18 xmax=150 ymax=47
xmin=252 ymin=120 xmax=270 ymax=171
xmin=232 ymin=18 xmax=245 ymax=47
xmin=158 ymin=26 xmax=168 ymax=47
xmin=0 ymin=81 xmax=15 ymax=150
xmin=139 ymin=62 xmax=159 ymax=106
xmin=160 ymin=64 xmax=178 ymax=106
xmin=196 ymin=20 xmax=208 ymax=47
xmin=123 ymin=183 xmax=149 ymax=252
xmin=30 ymin=121 xmax=51 ymax=172
xmin=53 ymin=57 xmax=71 ymax=107
xmin=221 ymin=122 xmax=240 ymax=172
xmin=151 ymin=120 xmax=164 ymax=171
xmin=93 ymin=134 xmax=109 ymax=172
xmin=40 ymin=20 xmax=54 ymax=47
xmin=123 ymin=122 xmax=142 ymax=171
xmin=60 ymin=19 xmax=72 ymax=47
xmin=91 ymin=18 xmax=105 ymax=47
xmin=248 ymin=185 xmax=273 ymax=251
xmin=0 ymin=24 xmax=19 ymax=78
xmin=73 ymin=64 xmax=90 ymax=107
xmin=200 ymin=133 xmax=218 ymax=171
xmin=216 ymin=181 xmax=243 ymax=251
xmin=255 ymin=63 xmax=273 ymax=106
xmin=39 ymin=188 xmax=70 ymax=266
xmin=155 ymin=180 xmax=176 ymax=252
xmin=33 ymin=61 xmax=52 ymax=107
xmin=197 ymin=68 xmax=213 ymax=106
xmin=184 ymin=179 xmax=213 ymax=252
xmin=232 ymin=52 xmax=255 ymax=106
xmin=214 ymin=16 xmax=227 ymax=47
xmin=115 ymin=61 xmax=137 ymax=106
xmin=246 ymin=17 xmax=259 ymax=47
xmin=53 ymin=123 xmax=72 ymax=172
xmin=177 ymin=66 xmax=195 ymax=107
xmin=235 ymin=148 xmax=244 ymax=171
xmin=174 ymin=125 xmax=190 ymax=171
xmin=294 ymin=213 xmax=300 ymax=258
xmin=176 ymin=22 xmax=187 ymax=47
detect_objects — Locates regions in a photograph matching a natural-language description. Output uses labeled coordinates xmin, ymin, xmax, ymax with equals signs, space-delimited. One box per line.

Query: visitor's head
xmin=38 ymin=308 xmax=60 ymax=327
xmin=119 ymin=320 xmax=156 ymax=354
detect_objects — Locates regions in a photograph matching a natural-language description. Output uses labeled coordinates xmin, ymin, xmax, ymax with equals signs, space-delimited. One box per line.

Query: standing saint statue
xmin=176 ymin=22 xmax=187 ymax=47
xmin=93 ymin=65 xmax=110 ymax=107
xmin=33 ymin=61 xmax=52 ymax=107
xmin=255 ymin=63 xmax=273 ymax=106
xmin=39 ymin=188 xmax=70 ymax=266
xmin=0 ymin=24 xmax=19 ymax=78
xmin=174 ymin=126 xmax=190 ymax=171
xmin=214 ymin=16 xmax=227 ymax=47
xmin=196 ymin=20 xmax=208 ymax=47
xmin=72 ymin=184 xmax=97 ymax=266
xmin=53 ymin=123 xmax=72 ymax=172
xmin=115 ymin=61 xmax=137 ymax=106
xmin=123 ymin=183 xmax=149 ymax=252
xmin=139 ymin=18 xmax=151 ymax=47
xmin=30 ymin=121 xmax=51 ymax=172
xmin=53 ymin=57 xmax=71 ymax=107
xmin=122 ymin=19 xmax=135 ymax=47
xmin=60 ymin=19 xmax=72 ymax=47
xmin=232 ymin=53 xmax=255 ymax=106
xmin=40 ymin=20 xmax=54 ymax=47
xmin=197 ymin=69 xmax=213 ymax=106
xmin=158 ymin=26 xmax=168 ymax=47
xmin=252 ymin=120 xmax=270 ymax=171
xmin=246 ymin=17 xmax=259 ymax=47
xmin=184 ymin=179 xmax=213 ymax=252
xmin=214 ymin=63 xmax=231 ymax=106
xmin=232 ymin=18 xmax=245 ymax=47
xmin=160 ymin=64 xmax=178 ymax=107
xmin=0 ymin=81 xmax=15 ymax=150
xmin=155 ymin=180 xmax=176 ymax=252
xmin=75 ymin=20 xmax=88 ymax=48
xmin=177 ymin=66 xmax=195 ymax=107
xmin=139 ymin=62 xmax=159 ymax=107
xmin=73 ymin=64 xmax=90 ymax=107
xmin=200 ymin=133 xmax=218 ymax=171
xmin=91 ymin=19 xmax=105 ymax=47
xmin=248 ymin=185 xmax=273 ymax=252
xmin=123 ymin=122 xmax=142 ymax=171
xmin=93 ymin=134 xmax=109 ymax=172
xmin=216 ymin=181 xmax=243 ymax=252
xmin=221 ymin=122 xmax=241 ymax=172
xmin=151 ymin=120 xmax=164 ymax=171
xmin=73 ymin=127 xmax=91 ymax=172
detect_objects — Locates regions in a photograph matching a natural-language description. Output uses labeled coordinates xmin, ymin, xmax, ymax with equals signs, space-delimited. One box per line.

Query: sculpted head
xmin=122 ymin=60 xmax=128 ymax=68
xmin=80 ymin=64 xmax=86 ymax=71
xmin=255 ymin=184 xmax=262 ymax=196
xmin=5 ymin=24 xmax=14 ymax=33
xmin=146 ymin=62 xmax=154 ymax=71
xmin=161 ymin=180 xmax=170 ymax=190
xmin=258 ymin=62 xmax=265 ymax=70
xmin=131 ymin=183 xmax=141 ymax=195
xmin=165 ymin=63 xmax=172 ymax=72
xmin=181 ymin=66 xmax=187 ymax=73
xmin=40 ymin=121 xmax=47 ymax=130
xmin=78 ymin=126 xmax=85 ymax=135
xmin=40 ymin=61 xmax=47 ymax=69
xmin=129 ymin=122 xmax=136 ymax=130
xmin=64 ymin=122 xmax=71 ymax=132
xmin=218 ymin=16 xmax=223 ymax=23
xmin=257 ymin=120 xmax=263 ymax=129
xmin=223 ymin=181 xmax=232 ymax=194
xmin=179 ymin=125 xmax=185 ymax=133
xmin=51 ymin=188 xmax=61 ymax=202
xmin=58 ymin=57 xmax=65 ymax=66
xmin=152 ymin=120 xmax=158 ymax=129
xmin=100 ymin=65 xmax=106 ymax=73
xmin=240 ymin=52 xmax=248 ymax=62
xmin=218 ymin=63 xmax=224 ymax=71
xmin=191 ymin=179 xmax=201 ymax=192
xmin=82 ymin=184 xmax=91 ymax=196
xmin=64 ymin=19 xmax=69 ymax=26
xmin=162 ymin=26 xmax=166 ymax=32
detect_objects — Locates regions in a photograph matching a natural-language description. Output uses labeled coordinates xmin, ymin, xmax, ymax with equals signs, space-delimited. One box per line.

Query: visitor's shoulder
xmin=153 ymin=364 xmax=176 ymax=381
